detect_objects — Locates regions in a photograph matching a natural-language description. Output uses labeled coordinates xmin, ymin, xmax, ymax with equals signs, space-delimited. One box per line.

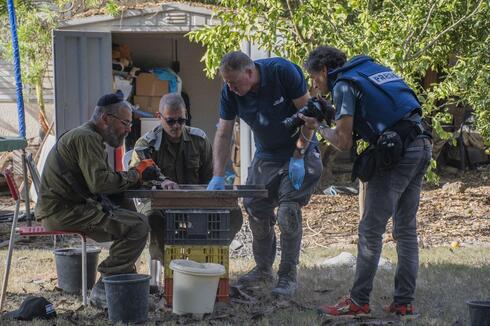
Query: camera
xmin=281 ymin=97 xmax=334 ymax=131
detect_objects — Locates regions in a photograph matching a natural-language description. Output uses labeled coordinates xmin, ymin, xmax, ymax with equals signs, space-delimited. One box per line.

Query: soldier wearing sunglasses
xmin=130 ymin=93 xmax=243 ymax=264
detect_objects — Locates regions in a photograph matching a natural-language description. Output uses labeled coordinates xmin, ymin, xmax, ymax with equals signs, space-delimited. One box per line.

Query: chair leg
xmin=21 ymin=151 xmax=32 ymax=226
xmin=80 ymin=235 xmax=87 ymax=306
xmin=0 ymin=199 xmax=21 ymax=311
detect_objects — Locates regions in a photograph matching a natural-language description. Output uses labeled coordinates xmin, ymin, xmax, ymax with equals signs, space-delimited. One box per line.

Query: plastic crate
xmin=164 ymin=277 xmax=229 ymax=307
xmin=163 ymin=245 xmax=229 ymax=278
xmin=165 ymin=209 xmax=230 ymax=245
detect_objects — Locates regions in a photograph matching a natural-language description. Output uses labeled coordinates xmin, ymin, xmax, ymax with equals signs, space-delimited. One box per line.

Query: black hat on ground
xmin=97 ymin=89 xmax=124 ymax=106
xmin=4 ymin=296 xmax=57 ymax=321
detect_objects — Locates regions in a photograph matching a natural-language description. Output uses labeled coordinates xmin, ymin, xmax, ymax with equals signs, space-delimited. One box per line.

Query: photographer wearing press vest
xmin=302 ymin=46 xmax=432 ymax=317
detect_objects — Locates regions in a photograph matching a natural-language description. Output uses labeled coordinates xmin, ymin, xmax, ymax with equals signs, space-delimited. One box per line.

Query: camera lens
xmin=281 ymin=114 xmax=304 ymax=130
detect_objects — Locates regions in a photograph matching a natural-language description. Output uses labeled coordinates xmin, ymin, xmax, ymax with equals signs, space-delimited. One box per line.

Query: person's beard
xmin=103 ymin=124 xmax=126 ymax=147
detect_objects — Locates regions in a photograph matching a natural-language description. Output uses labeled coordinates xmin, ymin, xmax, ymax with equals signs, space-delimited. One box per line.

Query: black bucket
xmin=53 ymin=247 xmax=101 ymax=294
xmin=467 ymin=300 xmax=490 ymax=326
xmin=103 ymin=274 xmax=151 ymax=324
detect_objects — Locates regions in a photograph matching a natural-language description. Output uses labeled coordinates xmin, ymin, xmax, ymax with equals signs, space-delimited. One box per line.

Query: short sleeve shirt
xmin=219 ymin=57 xmax=309 ymax=160
xmin=333 ymin=81 xmax=358 ymax=121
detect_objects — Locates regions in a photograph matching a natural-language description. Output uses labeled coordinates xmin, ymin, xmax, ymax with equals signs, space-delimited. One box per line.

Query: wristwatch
xmin=318 ymin=124 xmax=328 ymax=130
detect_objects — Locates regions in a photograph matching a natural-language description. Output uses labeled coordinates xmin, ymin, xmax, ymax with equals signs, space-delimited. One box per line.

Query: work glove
xmin=207 ymin=176 xmax=225 ymax=190
xmin=288 ymin=157 xmax=305 ymax=190
xmin=133 ymin=159 xmax=161 ymax=182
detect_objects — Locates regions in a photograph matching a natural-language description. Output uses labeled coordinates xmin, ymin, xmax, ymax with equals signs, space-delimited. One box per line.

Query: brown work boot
xmin=237 ymin=266 xmax=273 ymax=287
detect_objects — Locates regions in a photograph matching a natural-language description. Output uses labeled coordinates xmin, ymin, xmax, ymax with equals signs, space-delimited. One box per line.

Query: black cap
xmin=4 ymin=296 xmax=57 ymax=321
xmin=97 ymin=89 xmax=124 ymax=106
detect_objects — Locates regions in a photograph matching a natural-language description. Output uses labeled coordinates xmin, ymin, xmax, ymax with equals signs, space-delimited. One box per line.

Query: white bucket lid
xmin=169 ymin=259 xmax=225 ymax=277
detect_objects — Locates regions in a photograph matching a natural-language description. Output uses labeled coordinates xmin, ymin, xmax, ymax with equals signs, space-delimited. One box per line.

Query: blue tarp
xmin=152 ymin=68 xmax=181 ymax=93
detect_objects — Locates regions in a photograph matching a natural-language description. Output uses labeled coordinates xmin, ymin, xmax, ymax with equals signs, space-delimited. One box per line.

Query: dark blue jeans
xmin=351 ymin=136 xmax=432 ymax=305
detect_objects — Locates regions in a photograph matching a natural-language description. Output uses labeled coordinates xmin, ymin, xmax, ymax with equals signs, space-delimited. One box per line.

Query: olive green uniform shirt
xmin=130 ymin=125 xmax=213 ymax=184
xmin=35 ymin=122 xmax=140 ymax=225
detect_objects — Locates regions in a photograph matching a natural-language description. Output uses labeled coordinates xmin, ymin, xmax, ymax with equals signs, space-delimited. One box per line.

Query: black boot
xmin=271 ymin=264 xmax=297 ymax=297
xmin=237 ymin=265 xmax=274 ymax=287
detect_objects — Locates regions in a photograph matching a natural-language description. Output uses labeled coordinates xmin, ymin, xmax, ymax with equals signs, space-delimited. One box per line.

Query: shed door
xmin=53 ymin=30 xmax=112 ymax=137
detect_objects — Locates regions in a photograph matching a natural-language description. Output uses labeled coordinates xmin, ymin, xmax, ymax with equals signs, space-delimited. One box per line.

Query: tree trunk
xmin=35 ymin=77 xmax=49 ymax=137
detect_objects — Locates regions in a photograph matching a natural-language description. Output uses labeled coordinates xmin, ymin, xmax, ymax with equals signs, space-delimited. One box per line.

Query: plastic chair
xmin=0 ymin=169 xmax=88 ymax=309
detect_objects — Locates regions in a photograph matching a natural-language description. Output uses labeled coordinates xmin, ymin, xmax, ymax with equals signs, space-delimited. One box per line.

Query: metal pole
xmin=0 ymin=199 xmax=21 ymax=311
xmin=81 ymin=235 xmax=87 ymax=306
xmin=358 ymin=180 xmax=366 ymax=219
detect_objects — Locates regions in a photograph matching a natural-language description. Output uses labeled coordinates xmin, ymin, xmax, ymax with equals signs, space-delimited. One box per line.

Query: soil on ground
xmin=1 ymin=165 xmax=489 ymax=255
xmin=0 ymin=165 xmax=489 ymax=325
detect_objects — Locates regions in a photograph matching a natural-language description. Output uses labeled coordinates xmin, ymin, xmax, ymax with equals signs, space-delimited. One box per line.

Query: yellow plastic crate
xmin=163 ymin=245 xmax=229 ymax=278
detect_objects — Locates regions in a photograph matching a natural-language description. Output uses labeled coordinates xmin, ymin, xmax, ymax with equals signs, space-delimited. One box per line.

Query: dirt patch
xmin=0 ymin=167 xmax=489 ymax=325
xmin=1 ymin=167 xmax=490 ymax=255
xmin=302 ymin=183 xmax=490 ymax=249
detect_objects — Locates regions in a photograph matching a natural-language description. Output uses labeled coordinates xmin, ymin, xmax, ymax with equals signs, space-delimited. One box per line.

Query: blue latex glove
xmin=207 ymin=176 xmax=225 ymax=190
xmin=288 ymin=157 xmax=305 ymax=190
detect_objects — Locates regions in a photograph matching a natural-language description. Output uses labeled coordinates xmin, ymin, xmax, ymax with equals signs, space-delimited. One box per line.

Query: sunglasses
xmin=108 ymin=113 xmax=133 ymax=128
xmin=164 ymin=117 xmax=187 ymax=126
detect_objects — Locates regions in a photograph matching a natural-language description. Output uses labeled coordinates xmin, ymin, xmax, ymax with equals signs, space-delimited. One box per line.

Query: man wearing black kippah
xmin=35 ymin=91 xmax=158 ymax=309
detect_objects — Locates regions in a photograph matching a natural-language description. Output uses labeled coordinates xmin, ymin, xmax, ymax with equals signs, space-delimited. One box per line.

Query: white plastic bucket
xmin=169 ymin=259 xmax=225 ymax=315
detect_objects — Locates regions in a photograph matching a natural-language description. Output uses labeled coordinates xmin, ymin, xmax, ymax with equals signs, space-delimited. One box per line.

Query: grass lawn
xmin=1 ymin=243 xmax=489 ymax=325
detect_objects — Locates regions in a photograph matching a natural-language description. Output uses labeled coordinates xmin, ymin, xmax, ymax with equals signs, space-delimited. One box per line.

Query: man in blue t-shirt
xmin=207 ymin=51 xmax=322 ymax=297
xmin=302 ymin=46 xmax=432 ymax=317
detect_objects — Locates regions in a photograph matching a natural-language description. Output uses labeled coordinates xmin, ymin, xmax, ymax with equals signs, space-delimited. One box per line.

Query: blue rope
xmin=7 ymin=0 xmax=26 ymax=138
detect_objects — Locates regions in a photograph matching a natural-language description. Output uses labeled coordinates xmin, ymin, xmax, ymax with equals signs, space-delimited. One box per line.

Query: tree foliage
xmin=188 ymin=0 xmax=490 ymax=149
xmin=0 ymin=0 xmax=57 ymax=133
xmin=0 ymin=0 xmax=132 ymax=134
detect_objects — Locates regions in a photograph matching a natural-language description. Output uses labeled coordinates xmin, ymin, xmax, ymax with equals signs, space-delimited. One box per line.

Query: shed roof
xmin=58 ymin=2 xmax=219 ymax=32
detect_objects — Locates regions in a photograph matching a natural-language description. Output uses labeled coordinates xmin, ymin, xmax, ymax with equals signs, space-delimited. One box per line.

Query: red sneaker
xmin=384 ymin=302 xmax=418 ymax=318
xmin=318 ymin=297 xmax=371 ymax=317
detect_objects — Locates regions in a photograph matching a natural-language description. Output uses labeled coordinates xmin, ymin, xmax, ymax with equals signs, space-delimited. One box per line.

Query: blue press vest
xmin=329 ymin=56 xmax=420 ymax=142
